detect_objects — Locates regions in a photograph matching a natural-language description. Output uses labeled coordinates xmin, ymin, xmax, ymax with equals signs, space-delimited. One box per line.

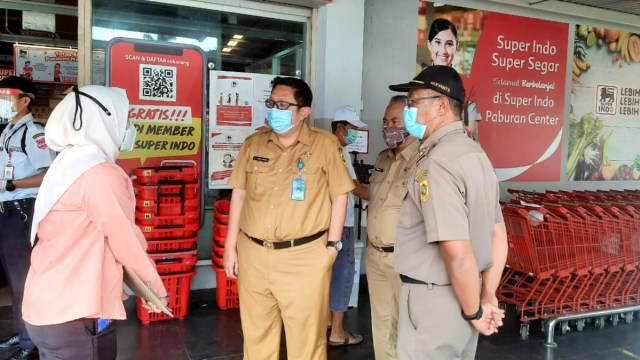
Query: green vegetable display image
xmin=567 ymin=111 xmax=604 ymax=180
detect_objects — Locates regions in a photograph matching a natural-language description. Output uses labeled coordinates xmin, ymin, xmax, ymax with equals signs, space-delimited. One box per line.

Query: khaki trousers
xmin=237 ymin=232 xmax=333 ymax=360
xmin=397 ymin=283 xmax=479 ymax=360
xmin=366 ymin=247 xmax=401 ymax=360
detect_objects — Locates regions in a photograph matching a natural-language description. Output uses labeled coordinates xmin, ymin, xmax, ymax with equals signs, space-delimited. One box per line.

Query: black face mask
xmin=71 ymin=86 xmax=111 ymax=131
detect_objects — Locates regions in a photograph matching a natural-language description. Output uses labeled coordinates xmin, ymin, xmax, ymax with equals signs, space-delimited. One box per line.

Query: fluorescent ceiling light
xmin=222 ymin=47 xmax=232 ymax=53
xmin=232 ymin=35 xmax=244 ymax=40
xmin=227 ymin=40 xmax=238 ymax=47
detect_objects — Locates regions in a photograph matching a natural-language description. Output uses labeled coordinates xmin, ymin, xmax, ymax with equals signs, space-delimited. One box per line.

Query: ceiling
xmin=556 ymin=0 xmax=640 ymax=17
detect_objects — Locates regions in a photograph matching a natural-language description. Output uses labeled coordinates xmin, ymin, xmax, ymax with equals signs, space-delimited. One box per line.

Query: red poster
xmin=106 ymin=39 xmax=205 ymax=175
xmin=0 ymin=66 xmax=14 ymax=81
xmin=470 ymin=13 xmax=568 ymax=181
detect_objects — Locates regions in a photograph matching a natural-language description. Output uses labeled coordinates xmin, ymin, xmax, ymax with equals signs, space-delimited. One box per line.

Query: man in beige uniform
xmin=366 ymin=95 xmax=419 ymax=360
xmin=389 ymin=66 xmax=508 ymax=360
xmin=223 ymin=76 xmax=354 ymax=360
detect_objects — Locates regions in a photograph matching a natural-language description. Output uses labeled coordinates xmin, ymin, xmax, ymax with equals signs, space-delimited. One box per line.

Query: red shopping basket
xmin=215 ymin=269 xmax=239 ymax=310
xmin=133 ymin=166 xmax=198 ymax=185
xmin=149 ymin=250 xmax=198 ymax=275
xmin=136 ymin=270 xmax=196 ymax=324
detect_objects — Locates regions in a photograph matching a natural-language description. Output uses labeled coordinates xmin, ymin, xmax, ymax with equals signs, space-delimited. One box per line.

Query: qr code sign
xmin=139 ymin=64 xmax=177 ymax=102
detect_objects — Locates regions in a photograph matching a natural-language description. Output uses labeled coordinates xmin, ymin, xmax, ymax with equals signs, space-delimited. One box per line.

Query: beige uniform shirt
xmin=228 ymin=124 xmax=354 ymax=241
xmin=367 ymin=140 xmax=420 ymax=247
xmin=395 ymin=121 xmax=502 ymax=285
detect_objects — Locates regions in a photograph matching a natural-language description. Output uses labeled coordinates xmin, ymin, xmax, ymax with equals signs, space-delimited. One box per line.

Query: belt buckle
xmin=0 ymin=202 xmax=3 ymax=213
xmin=262 ymin=240 xmax=274 ymax=249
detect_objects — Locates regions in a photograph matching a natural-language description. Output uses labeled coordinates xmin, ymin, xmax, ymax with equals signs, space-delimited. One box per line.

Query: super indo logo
xmin=596 ymin=85 xmax=617 ymax=115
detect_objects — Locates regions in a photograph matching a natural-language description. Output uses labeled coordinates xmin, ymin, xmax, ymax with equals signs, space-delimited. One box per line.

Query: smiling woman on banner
xmin=427 ymin=18 xmax=482 ymax=140
xmin=21 ymin=85 xmax=168 ymax=360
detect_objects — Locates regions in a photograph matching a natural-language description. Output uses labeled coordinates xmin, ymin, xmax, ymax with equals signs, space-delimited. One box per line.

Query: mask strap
xmin=72 ymin=86 xmax=112 ymax=131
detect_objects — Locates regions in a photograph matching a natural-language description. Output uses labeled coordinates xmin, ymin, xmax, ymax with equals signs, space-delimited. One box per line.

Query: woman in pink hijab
xmin=22 ymin=85 xmax=167 ymax=360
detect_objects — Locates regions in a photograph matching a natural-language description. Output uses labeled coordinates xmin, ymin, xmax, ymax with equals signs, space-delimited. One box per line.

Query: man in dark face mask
xmin=365 ymin=95 xmax=419 ymax=360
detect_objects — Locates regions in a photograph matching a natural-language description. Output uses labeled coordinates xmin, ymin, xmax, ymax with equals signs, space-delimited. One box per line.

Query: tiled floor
xmin=0 ymin=278 xmax=639 ymax=359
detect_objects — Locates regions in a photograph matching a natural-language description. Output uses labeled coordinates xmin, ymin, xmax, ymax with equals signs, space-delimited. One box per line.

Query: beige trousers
xmin=366 ymin=247 xmax=402 ymax=360
xmin=237 ymin=232 xmax=333 ymax=360
xmin=397 ymin=283 xmax=479 ymax=360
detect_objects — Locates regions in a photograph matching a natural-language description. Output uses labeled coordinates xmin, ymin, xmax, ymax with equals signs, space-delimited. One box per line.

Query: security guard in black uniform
xmin=0 ymin=76 xmax=55 ymax=360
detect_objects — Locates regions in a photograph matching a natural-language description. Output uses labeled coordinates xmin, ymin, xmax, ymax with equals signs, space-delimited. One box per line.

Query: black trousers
xmin=26 ymin=319 xmax=117 ymax=360
xmin=0 ymin=198 xmax=35 ymax=349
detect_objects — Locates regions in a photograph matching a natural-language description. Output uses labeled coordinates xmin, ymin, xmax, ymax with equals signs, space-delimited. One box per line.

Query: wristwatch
xmin=327 ymin=241 xmax=343 ymax=251
xmin=5 ymin=180 xmax=15 ymax=192
xmin=461 ymin=305 xmax=483 ymax=321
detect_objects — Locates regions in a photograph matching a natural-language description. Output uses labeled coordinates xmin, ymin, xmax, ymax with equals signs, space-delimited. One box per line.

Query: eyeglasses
xmin=265 ymin=99 xmax=303 ymax=110
xmin=405 ymin=95 xmax=441 ymax=108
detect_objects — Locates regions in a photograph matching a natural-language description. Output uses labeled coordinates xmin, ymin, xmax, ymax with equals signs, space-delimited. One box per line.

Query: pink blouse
xmin=22 ymin=163 xmax=167 ymax=325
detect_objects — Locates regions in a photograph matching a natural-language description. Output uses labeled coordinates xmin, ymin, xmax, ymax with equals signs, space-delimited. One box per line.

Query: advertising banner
xmin=13 ymin=45 xmax=78 ymax=84
xmin=106 ymin=38 xmax=206 ymax=175
xmin=568 ymin=25 xmax=640 ymax=181
xmin=420 ymin=4 xmax=569 ymax=181
xmin=0 ymin=66 xmax=14 ymax=81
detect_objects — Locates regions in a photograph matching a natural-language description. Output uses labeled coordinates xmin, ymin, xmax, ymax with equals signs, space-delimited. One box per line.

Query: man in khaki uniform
xmin=366 ymin=95 xmax=419 ymax=360
xmin=389 ymin=66 xmax=508 ymax=360
xmin=223 ymin=76 xmax=354 ymax=360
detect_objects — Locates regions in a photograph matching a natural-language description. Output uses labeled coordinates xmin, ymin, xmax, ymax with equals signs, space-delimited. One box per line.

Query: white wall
xmin=360 ymin=0 xmax=419 ymax=165
xmin=312 ymin=0 xmax=365 ymax=129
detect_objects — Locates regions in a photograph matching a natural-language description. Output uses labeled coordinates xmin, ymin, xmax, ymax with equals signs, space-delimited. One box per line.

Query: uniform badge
xmin=36 ymin=138 xmax=47 ymax=149
xmin=340 ymin=148 xmax=347 ymax=166
xmin=419 ymin=179 xmax=429 ymax=202
xmin=414 ymin=170 xmax=428 ymax=182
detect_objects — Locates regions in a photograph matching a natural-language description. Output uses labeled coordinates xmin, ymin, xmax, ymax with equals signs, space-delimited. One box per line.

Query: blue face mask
xmin=403 ymin=106 xmax=427 ymax=139
xmin=266 ymin=109 xmax=294 ymax=134
xmin=343 ymin=128 xmax=358 ymax=145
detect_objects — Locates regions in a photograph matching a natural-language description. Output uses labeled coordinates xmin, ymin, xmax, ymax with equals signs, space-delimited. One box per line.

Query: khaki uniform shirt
xmin=395 ymin=122 xmax=502 ymax=285
xmin=367 ymin=140 xmax=419 ymax=247
xmin=228 ymin=124 xmax=354 ymax=241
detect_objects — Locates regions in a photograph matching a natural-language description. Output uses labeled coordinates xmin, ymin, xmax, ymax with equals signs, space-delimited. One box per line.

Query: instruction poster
xmin=208 ymin=129 xmax=253 ymax=188
xmin=568 ymin=25 xmax=640 ymax=181
xmin=106 ymin=38 xmax=206 ymax=175
xmin=13 ymin=45 xmax=78 ymax=84
xmin=209 ymin=71 xmax=276 ymax=130
xmin=208 ymin=71 xmax=277 ymax=188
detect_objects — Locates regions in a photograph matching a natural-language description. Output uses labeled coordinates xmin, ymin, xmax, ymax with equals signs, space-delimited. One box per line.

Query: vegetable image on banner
xmin=569 ymin=25 xmax=640 ymax=181
xmin=469 ymin=13 xmax=568 ymax=182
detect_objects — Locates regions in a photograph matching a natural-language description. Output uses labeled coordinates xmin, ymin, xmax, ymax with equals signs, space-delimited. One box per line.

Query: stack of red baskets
xmin=212 ymin=200 xmax=239 ymax=310
xmin=132 ymin=165 xmax=200 ymax=324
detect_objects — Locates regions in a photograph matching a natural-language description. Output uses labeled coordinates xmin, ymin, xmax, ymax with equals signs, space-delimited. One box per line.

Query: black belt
xmin=371 ymin=244 xmax=394 ymax=253
xmin=399 ymin=274 xmax=450 ymax=287
xmin=0 ymin=198 xmax=35 ymax=215
xmin=248 ymin=230 xmax=325 ymax=250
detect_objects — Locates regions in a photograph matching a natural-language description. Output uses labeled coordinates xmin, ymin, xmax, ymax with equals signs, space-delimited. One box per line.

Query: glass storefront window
xmin=91 ymin=0 xmax=307 ymax=84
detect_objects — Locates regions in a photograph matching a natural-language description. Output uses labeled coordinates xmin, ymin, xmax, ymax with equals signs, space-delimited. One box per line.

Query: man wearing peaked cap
xmin=389 ymin=65 xmax=508 ymax=360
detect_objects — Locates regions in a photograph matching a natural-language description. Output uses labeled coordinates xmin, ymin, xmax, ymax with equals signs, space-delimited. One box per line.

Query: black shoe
xmin=7 ymin=348 xmax=39 ymax=360
xmin=0 ymin=334 xmax=19 ymax=348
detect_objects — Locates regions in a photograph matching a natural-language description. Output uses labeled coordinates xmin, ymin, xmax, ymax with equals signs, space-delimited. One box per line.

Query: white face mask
xmin=0 ymin=99 xmax=18 ymax=124
xmin=120 ymin=125 xmax=137 ymax=152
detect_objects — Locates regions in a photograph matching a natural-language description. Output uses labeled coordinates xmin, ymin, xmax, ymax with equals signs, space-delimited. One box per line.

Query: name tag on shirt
xmin=252 ymin=156 xmax=270 ymax=162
